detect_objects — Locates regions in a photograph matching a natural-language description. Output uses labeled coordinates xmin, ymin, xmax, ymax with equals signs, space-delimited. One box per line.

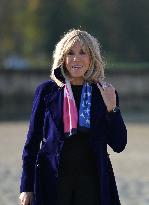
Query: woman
xmin=19 ymin=29 xmax=127 ymax=205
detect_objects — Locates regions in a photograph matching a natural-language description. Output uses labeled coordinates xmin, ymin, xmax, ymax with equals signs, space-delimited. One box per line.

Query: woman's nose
xmin=73 ymin=55 xmax=79 ymax=61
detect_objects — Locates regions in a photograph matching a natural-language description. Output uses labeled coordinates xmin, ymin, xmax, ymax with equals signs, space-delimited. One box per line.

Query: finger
xmin=107 ymin=84 xmax=115 ymax=92
xmin=103 ymin=83 xmax=115 ymax=93
xmin=107 ymin=83 xmax=115 ymax=90
xmin=106 ymin=83 xmax=115 ymax=90
xmin=102 ymin=80 xmax=113 ymax=87
xmin=99 ymin=81 xmax=110 ymax=90
xmin=29 ymin=195 xmax=33 ymax=205
xmin=101 ymin=81 xmax=107 ymax=88
xmin=19 ymin=197 xmax=23 ymax=205
xmin=23 ymin=198 xmax=30 ymax=205
xmin=101 ymin=80 xmax=108 ymax=87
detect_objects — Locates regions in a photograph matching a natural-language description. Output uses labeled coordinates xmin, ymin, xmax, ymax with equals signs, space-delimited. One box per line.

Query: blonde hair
xmin=51 ymin=29 xmax=105 ymax=86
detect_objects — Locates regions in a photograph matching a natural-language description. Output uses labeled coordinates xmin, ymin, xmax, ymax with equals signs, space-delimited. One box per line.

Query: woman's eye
xmin=80 ymin=49 xmax=86 ymax=54
xmin=67 ymin=50 xmax=74 ymax=55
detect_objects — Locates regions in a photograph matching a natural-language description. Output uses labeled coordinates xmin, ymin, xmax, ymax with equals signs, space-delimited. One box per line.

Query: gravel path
xmin=0 ymin=121 xmax=149 ymax=205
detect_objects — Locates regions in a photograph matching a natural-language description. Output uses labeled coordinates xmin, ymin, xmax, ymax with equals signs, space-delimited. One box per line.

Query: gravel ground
xmin=0 ymin=121 xmax=149 ymax=205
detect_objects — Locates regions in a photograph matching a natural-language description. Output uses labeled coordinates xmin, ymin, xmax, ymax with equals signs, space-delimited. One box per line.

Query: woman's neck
xmin=70 ymin=78 xmax=84 ymax=85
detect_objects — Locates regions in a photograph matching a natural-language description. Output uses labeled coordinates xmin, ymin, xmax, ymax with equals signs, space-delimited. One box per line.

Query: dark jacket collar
xmin=54 ymin=65 xmax=65 ymax=84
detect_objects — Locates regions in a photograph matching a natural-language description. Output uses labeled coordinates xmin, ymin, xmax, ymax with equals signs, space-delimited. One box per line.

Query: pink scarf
xmin=63 ymin=80 xmax=78 ymax=137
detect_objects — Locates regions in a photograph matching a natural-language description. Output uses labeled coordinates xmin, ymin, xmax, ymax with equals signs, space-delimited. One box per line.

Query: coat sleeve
xmin=105 ymin=91 xmax=127 ymax=153
xmin=20 ymin=84 xmax=45 ymax=192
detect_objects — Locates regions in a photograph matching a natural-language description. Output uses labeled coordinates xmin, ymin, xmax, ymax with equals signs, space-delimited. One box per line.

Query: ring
xmin=102 ymin=82 xmax=110 ymax=89
xmin=102 ymin=85 xmax=108 ymax=89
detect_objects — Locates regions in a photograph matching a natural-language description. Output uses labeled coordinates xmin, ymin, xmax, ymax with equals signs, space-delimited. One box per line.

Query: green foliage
xmin=0 ymin=0 xmax=149 ymax=65
xmin=106 ymin=62 xmax=149 ymax=70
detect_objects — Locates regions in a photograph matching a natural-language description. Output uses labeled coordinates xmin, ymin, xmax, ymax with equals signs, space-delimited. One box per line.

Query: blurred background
xmin=0 ymin=0 xmax=149 ymax=205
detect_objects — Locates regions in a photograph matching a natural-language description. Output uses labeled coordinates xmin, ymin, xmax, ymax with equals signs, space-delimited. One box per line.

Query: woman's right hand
xmin=19 ymin=192 xmax=33 ymax=205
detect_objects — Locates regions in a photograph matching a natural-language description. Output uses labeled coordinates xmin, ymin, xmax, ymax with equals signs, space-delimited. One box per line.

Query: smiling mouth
xmin=72 ymin=65 xmax=83 ymax=70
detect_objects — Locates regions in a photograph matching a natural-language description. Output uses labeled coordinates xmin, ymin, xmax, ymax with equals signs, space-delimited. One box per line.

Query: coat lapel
xmin=41 ymin=85 xmax=64 ymax=153
xmin=48 ymin=86 xmax=64 ymax=134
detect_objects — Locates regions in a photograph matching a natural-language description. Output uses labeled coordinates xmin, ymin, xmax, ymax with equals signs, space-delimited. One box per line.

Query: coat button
xmin=55 ymin=172 xmax=58 ymax=177
xmin=56 ymin=152 xmax=59 ymax=157
xmin=43 ymin=138 xmax=46 ymax=143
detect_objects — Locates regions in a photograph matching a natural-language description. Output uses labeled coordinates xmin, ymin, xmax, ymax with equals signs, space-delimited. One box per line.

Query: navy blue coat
xmin=20 ymin=73 xmax=127 ymax=205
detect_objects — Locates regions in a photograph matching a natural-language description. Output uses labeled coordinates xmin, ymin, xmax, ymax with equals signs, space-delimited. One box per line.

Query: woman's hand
xmin=97 ymin=81 xmax=116 ymax=112
xmin=19 ymin=192 xmax=33 ymax=205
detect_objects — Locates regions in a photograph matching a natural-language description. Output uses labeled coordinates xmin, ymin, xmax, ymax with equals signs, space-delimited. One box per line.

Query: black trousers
xmin=56 ymin=174 xmax=100 ymax=205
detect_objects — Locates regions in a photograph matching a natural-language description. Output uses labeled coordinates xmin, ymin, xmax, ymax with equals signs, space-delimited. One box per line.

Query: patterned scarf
xmin=63 ymin=79 xmax=92 ymax=137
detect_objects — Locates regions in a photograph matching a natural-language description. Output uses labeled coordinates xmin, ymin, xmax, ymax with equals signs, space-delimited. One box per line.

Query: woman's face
xmin=64 ymin=41 xmax=91 ymax=85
